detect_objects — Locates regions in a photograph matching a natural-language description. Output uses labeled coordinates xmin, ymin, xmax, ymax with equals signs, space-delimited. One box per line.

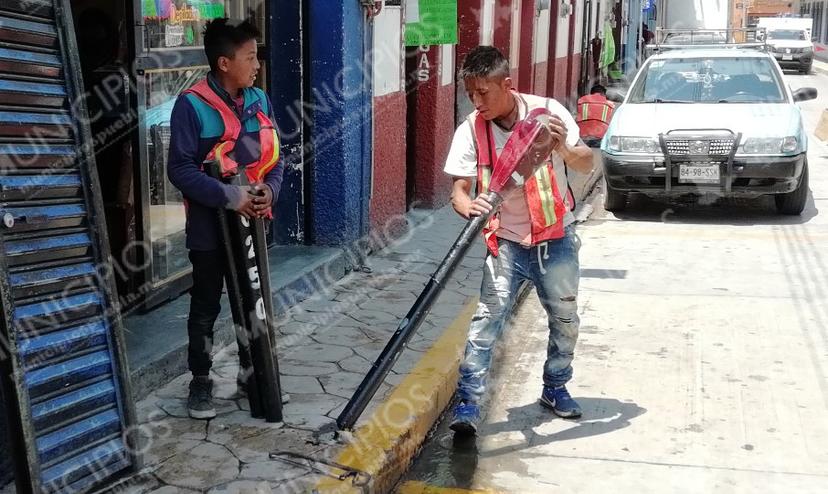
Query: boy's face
xmin=464 ymin=76 xmax=514 ymax=121
xmin=218 ymin=39 xmax=260 ymax=89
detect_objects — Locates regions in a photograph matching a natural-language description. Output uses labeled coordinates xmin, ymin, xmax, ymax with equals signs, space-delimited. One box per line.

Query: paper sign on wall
xmin=165 ymin=24 xmax=184 ymax=47
xmin=404 ymin=0 xmax=457 ymax=46
xmin=405 ymin=0 xmax=420 ymax=23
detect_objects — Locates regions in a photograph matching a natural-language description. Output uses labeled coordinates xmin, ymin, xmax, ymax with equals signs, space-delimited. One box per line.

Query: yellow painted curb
xmin=313 ymin=299 xmax=478 ymax=494
xmin=396 ymin=481 xmax=501 ymax=494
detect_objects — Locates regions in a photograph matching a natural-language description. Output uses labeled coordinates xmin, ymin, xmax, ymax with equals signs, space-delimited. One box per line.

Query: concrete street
xmin=398 ymin=70 xmax=828 ymax=493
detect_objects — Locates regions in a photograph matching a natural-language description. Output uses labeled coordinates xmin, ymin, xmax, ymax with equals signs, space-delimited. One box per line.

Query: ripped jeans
xmin=457 ymin=225 xmax=581 ymax=404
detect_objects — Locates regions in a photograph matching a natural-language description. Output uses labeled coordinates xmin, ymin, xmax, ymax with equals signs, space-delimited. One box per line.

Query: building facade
xmin=800 ymin=1 xmax=828 ymax=43
xmin=0 ymin=0 xmax=644 ymax=486
xmin=59 ymin=0 xmax=635 ymax=315
xmin=745 ymin=0 xmax=797 ymax=25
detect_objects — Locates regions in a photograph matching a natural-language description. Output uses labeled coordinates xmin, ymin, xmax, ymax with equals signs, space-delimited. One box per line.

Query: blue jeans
xmin=457 ymin=225 xmax=581 ymax=404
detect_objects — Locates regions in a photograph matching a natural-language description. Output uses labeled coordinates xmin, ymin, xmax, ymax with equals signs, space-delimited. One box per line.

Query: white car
xmin=601 ymin=48 xmax=817 ymax=215
xmin=764 ymin=28 xmax=814 ymax=74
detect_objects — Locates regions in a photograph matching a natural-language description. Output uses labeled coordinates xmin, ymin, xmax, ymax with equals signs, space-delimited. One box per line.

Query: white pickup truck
xmin=757 ymin=17 xmax=815 ymax=74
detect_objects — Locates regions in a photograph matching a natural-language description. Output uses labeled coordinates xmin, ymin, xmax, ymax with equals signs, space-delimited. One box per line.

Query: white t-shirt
xmin=444 ymin=93 xmax=580 ymax=245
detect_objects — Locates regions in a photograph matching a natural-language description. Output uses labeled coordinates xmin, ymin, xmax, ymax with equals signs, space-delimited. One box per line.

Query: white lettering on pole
xmin=245 ymin=235 xmax=255 ymax=259
xmin=248 ymin=266 xmax=261 ymax=290
xmin=255 ymin=297 xmax=266 ymax=320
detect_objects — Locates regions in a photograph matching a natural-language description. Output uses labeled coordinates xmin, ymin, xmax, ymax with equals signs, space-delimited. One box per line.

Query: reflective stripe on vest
xmin=576 ymin=94 xmax=614 ymax=124
xmin=479 ymin=166 xmax=492 ymax=193
xmin=184 ymin=79 xmax=280 ymax=185
xmin=533 ymin=165 xmax=558 ymax=226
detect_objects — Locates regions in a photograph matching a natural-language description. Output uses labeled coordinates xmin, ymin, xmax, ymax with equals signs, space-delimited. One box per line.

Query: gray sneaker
xmin=188 ymin=376 xmax=217 ymax=420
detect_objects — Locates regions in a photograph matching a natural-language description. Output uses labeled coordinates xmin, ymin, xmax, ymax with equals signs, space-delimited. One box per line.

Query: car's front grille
xmin=664 ymin=140 xmax=689 ymax=155
xmin=663 ymin=138 xmax=737 ymax=157
xmin=709 ymin=139 xmax=737 ymax=155
xmin=775 ymin=47 xmax=806 ymax=54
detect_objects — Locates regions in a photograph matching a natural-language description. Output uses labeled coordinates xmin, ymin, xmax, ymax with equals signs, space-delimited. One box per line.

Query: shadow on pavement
xmin=399 ymin=394 xmax=646 ymax=489
xmin=591 ymin=191 xmax=819 ymax=227
xmin=478 ymin=397 xmax=647 ymax=458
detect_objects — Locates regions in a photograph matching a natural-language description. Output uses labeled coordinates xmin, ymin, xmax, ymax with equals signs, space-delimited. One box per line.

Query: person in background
xmin=575 ymin=84 xmax=615 ymax=145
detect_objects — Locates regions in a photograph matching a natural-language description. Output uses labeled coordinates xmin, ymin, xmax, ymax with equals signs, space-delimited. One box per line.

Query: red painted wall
xmin=457 ymin=0 xmax=482 ymax=70
xmin=518 ymin=0 xmax=534 ymax=93
xmin=545 ymin=0 xmax=560 ymax=98
xmin=533 ymin=61 xmax=547 ymax=96
xmin=571 ymin=53 xmax=582 ymax=102
xmin=412 ymin=81 xmax=455 ymax=208
xmin=553 ymin=57 xmax=568 ymax=102
xmin=493 ymin=0 xmax=512 ymax=56
xmin=409 ymin=47 xmax=455 ymax=209
xmin=371 ymin=92 xmax=407 ymax=231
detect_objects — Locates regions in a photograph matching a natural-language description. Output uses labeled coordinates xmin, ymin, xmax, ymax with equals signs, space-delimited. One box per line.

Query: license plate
xmin=679 ymin=164 xmax=720 ymax=184
xmin=783 ymin=54 xmax=794 ymax=60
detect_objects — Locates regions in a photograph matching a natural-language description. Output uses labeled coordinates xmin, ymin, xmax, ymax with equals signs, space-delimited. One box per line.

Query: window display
xmin=141 ymin=0 xmax=265 ymax=50
xmin=143 ymin=66 xmax=209 ymax=282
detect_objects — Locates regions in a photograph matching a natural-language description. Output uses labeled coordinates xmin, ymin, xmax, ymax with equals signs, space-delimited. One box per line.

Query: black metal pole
xmin=206 ymin=162 xmax=266 ymax=418
xmin=232 ymin=173 xmax=283 ymax=422
xmin=336 ymin=193 xmax=504 ymax=431
xmin=250 ymin=213 xmax=284 ymax=404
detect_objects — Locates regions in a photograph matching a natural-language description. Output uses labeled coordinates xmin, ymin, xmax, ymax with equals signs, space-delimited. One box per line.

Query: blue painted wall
xmin=306 ymin=0 xmax=373 ymax=246
xmin=268 ymin=0 xmax=306 ymax=244
xmin=624 ymin=1 xmax=643 ymax=77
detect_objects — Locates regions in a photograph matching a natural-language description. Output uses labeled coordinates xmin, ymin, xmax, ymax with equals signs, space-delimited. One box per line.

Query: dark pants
xmin=187 ymin=249 xmax=251 ymax=377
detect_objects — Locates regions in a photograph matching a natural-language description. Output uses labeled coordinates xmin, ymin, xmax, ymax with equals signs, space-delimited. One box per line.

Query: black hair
xmin=203 ymin=18 xmax=260 ymax=72
xmin=459 ymin=46 xmax=510 ymax=80
xmin=590 ymin=84 xmax=607 ymax=95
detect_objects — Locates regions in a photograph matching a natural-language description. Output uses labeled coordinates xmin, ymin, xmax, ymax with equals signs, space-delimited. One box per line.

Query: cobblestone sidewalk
xmin=106 ymin=206 xmax=485 ymax=493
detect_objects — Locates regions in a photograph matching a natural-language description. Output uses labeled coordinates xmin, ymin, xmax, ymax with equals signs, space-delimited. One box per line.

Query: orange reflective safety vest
xmin=184 ymin=80 xmax=281 ymax=184
xmin=575 ymin=93 xmax=614 ymax=139
xmin=472 ymin=97 xmax=569 ymax=257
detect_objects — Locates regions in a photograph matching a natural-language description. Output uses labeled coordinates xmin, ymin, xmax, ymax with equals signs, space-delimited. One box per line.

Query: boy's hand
xmin=251 ymin=184 xmax=273 ymax=217
xmin=224 ymin=185 xmax=258 ymax=219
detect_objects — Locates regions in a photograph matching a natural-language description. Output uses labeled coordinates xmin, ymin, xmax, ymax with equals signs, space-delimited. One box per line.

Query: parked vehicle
xmin=662 ymin=31 xmax=727 ymax=45
xmin=601 ymin=46 xmax=818 ymax=215
xmin=757 ymin=18 xmax=815 ymax=74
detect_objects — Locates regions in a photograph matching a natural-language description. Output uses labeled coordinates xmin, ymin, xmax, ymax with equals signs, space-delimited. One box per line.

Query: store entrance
xmin=70 ymin=0 xmax=269 ymax=312
xmin=70 ymin=0 xmax=140 ymax=308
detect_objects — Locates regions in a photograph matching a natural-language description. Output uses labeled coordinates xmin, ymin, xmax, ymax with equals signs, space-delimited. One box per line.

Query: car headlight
xmin=608 ymin=136 xmax=660 ymax=154
xmin=781 ymin=136 xmax=798 ymax=153
xmin=741 ymin=137 xmax=798 ymax=154
xmin=803 ymin=46 xmax=813 ymax=54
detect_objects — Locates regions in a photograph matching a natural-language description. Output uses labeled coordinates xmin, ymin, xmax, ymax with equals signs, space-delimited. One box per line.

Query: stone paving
xmin=101 ymin=207 xmax=484 ymax=493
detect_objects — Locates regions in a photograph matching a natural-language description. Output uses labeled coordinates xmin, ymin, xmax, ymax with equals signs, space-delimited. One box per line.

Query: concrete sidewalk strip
xmin=313 ymin=301 xmax=478 ymax=494
xmin=124 ymin=207 xmax=488 ymax=493
xmin=111 ymin=165 xmax=602 ymax=494
xmin=813 ymin=58 xmax=828 ymax=76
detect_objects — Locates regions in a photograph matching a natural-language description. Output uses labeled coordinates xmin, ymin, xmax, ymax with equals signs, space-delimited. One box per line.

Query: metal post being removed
xmin=206 ymin=161 xmax=284 ymax=423
xmin=337 ymin=108 xmax=558 ymax=430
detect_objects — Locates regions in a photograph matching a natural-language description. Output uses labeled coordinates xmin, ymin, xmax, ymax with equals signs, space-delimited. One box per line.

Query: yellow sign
xmin=172 ymin=7 xmax=199 ymax=23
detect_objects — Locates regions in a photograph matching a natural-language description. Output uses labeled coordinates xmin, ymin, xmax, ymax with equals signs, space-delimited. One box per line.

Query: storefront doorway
xmin=70 ymin=0 xmax=269 ymax=312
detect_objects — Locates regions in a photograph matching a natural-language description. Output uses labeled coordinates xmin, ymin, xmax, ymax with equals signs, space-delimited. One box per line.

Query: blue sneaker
xmin=449 ymin=401 xmax=480 ymax=436
xmin=540 ymin=385 xmax=582 ymax=418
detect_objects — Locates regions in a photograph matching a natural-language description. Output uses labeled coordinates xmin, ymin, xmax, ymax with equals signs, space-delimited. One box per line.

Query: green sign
xmin=198 ymin=2 xmax=226 ymax=20
xmin=405 ymin=0 xmax=457 ymax=46
xmin=142 ymin=0 xmax=157 ymax=17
